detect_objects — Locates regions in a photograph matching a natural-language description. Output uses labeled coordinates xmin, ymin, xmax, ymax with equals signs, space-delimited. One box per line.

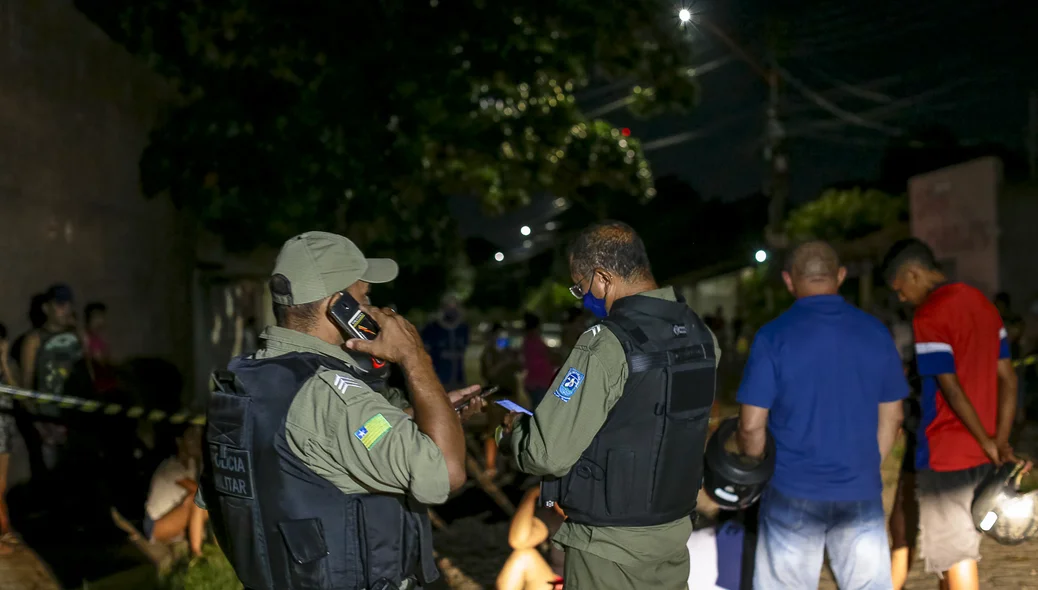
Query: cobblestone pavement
xmin=820 ymin=423 xmax=1038 ymax=590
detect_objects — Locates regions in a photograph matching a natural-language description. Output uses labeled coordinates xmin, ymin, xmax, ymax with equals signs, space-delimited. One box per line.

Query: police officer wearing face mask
xmin=498 ymin=221 xmax=722 ymax=589
xmin=197 ymin=231 xmax=484 ymax=590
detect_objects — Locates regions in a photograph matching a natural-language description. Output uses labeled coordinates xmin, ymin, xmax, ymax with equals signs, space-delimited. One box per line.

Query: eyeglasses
xmin=569 ymin=271 xmax=595 ymax=299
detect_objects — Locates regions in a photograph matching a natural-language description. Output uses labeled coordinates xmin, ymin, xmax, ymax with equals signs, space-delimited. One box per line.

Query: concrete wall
xmin=909 ymin=157 xmax=1002 ymax=297
xmin=0 ymin=0 xmax=195 ymax=380
xmin=999 ymin=180 xmax=1038 ymax=308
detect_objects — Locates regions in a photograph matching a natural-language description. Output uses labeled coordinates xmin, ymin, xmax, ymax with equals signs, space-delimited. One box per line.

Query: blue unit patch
xmin=553 ymin=368 xmax=585 ymax=402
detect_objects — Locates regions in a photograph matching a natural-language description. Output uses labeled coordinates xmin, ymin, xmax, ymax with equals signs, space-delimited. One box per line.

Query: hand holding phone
xmin=342 ymin=304 xmax=426 ymax=366
xmin=329 ymin=292 xmax=381 ymax=341
xmin=454 ymin=385 xmax=500 ymax=411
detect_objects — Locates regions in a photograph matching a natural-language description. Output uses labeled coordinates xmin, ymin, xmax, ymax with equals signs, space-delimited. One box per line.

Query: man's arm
xmin=995 ymin=358 xmax=1018 ymax=446
xmin=347 ymin=306 xmax=468 ymax=492
xmin=0 ymin=353 xmax=18 ymax=387
xmin=878 ymin=401 xmax=903 ymax=462
xmin=735 ymin=333 xmax=777 ymax=459
xmin=914 ymin=308 xmax=999 ymax=461
xmin=934 ymin=373 xmax=999 ymax=460
xmin=878 ymin=334 xmax=909 ymax=462
xmin=507 ymin=329 xmax=625 ymax=477
xmin=995 ymin=325 xmax=1018 ymax=447
xmin=397 ymin=350 xmax=466 ymax=491
xmin=19 ymin=332 xmax=40 ymax=389
xmin=286 ymin=371 xmax=454 ymax=505
xmin=738 ymin=404 xmax=769 ymax=459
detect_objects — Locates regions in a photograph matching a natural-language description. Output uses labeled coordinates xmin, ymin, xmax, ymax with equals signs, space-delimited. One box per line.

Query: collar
xmin=793 ymin=294 xmax=844 ymax=306
xmin=256 ymin=326 xmax=360 ymax=369
xmin=639 ymin=286 xmax=678 ymax=302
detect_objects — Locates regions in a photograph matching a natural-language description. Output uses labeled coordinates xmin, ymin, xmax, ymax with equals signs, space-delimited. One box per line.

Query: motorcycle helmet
xmin=703 ymin=417 xmax=776 ymax=510
xmin=346 ymin=350 xmax=391 ymax=382
xmin=971 ymin=461 xmax=1038 ymax=545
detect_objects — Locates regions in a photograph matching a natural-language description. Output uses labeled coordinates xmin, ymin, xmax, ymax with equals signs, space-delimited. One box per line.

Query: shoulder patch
xmin=354 ymin=413 xmax=393 ymax=449
xmin=318 ymin=370 xmax=370 ymax=403
xmin=553 ymin=368 xmax=585 ymax=402
xmin=582 ymin=325 xmax=603 ymax=338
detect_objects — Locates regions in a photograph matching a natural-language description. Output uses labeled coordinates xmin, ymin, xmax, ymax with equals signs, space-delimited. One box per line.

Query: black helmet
xmin=703 ymin=418 xmax=776 ymax=510
xmin=971 ymin=462 xmax=1038 ymax=546
xmin=346 ymin=350 xmax=391 ymax=382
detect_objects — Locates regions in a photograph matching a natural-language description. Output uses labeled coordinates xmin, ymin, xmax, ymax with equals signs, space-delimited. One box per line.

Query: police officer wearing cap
xmin=197 ymin=231 xmax=484 ymax=590
xmin=498 ymin=221 xmax=721 ymax=589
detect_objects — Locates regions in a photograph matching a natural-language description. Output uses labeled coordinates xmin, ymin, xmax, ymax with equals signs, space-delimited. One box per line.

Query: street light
xmin=494 ymin=252 xmax=505 ymax=262
xmin=678 ymin=8 xmax=692 ymax=23
xmin=520 ymin=225 xmax=531 ymax=236
xmin=754 ymin=249 xmax=768 ymax=263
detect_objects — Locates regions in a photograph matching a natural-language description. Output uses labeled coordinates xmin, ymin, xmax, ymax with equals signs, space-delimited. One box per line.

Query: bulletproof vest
xmin=547 ymin=294 xmax=716 ymax=527
xmin=201 ymin=351 xmax=438 ymax=590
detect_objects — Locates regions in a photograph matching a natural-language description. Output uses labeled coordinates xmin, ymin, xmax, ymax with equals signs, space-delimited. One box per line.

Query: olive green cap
xmin=271 ymin=231 xmax=398 ymax=305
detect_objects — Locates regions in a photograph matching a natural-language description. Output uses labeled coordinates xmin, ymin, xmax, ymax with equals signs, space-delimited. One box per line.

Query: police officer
xmin=197 ymin=231 xmax=483 ymax=590
xmin=499 ymin=221 xmax=721 ymax=589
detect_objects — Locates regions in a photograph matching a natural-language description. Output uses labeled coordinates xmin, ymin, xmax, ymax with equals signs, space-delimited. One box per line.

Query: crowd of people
xmin=0 ymin=283 xmax=207 ymax=567
xmin=0 ymin=284 xmax=116 ymax=554
xmin=3 ymin=223 xmax=1035 ymax=590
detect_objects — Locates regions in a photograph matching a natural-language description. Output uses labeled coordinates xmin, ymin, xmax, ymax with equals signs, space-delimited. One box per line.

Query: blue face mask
xmin=582 ymin=290 xmax=608 ymax=319
xmin=495 ymin=336 xmax=510 ymax=350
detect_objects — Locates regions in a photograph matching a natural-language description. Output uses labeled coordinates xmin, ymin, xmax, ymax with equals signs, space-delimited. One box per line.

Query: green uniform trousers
xmin=562 ymin=546 xmax=689 ymax=590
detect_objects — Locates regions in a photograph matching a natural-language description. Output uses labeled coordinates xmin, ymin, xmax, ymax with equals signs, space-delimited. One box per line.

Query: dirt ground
xmin=433 ymin=423 xmax=1038 ymax=590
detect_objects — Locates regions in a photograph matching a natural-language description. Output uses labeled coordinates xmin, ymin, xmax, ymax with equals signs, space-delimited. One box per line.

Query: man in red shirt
xmin=882 ymin=238 xmax=1020 ymax=590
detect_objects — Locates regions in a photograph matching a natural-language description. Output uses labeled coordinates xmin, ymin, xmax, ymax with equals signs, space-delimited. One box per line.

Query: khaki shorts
xmin=916 ymin=464 xmax=994 ymax=575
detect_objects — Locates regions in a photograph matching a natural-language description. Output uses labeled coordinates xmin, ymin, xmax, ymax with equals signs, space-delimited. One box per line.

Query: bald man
xmin=736 ymin=241 xmax=907 ymax=590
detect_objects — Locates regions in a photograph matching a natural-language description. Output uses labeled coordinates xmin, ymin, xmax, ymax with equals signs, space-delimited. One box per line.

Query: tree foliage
xmin=784 ymin=187 xmax=906 ymax=244
xmin=74 ymin=0 xmax=700 ymax=308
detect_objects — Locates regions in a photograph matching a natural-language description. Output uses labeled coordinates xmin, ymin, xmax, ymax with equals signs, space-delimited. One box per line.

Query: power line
xmin=584 ymin=55 xmax=735 ymax=119
xmin=805 ymin=68 xmax=892 ymax=104
xmin=641 ymin=110 xmax=755 ymax=152
xmin=775 ymin=65 xmax=902 ymax=135
xmin=639 ymin=74 xmax=902 ymax=152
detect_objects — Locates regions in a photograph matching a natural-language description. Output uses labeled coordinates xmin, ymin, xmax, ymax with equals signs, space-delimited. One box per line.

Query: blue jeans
xmin=754 ymin=487 xmax=892 ymax=590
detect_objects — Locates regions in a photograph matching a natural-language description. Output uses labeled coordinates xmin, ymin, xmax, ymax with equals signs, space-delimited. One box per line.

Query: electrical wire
xmin=775 ymin=65 xmax=902 ymax=135
xmin=584 ymin=55 xmax=735 ymax=119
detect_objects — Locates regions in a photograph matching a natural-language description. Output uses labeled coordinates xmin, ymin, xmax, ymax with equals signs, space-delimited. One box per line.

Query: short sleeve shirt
xmin=913 ymin=283 xmax=1007 ymax=472
xmin=736 ymin=295 xmax=908 ymax=501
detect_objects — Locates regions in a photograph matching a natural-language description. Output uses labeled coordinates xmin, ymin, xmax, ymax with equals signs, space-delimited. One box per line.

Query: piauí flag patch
xmin=354 ymin=413 xmax=392 ymax=450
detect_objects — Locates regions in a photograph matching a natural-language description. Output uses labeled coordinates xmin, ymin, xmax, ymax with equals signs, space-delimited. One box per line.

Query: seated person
xmin=497 ymin=486 xmax=565 ymax=590
xmin=143 ymin=424 xmax=207 ymax=556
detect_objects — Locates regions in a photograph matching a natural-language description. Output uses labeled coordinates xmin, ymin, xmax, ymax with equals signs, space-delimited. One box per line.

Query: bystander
xmin=736 ymin=241 xmax=906 ymax=590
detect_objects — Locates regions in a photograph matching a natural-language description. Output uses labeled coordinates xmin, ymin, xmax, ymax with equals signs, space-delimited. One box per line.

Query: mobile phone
xmin=495 ymin=399 xmax=532 ymax=416
xmin=329 ymin=292 xmax=381 ymax=341
xmin=454 ymin=385 xmax=501 ymax=411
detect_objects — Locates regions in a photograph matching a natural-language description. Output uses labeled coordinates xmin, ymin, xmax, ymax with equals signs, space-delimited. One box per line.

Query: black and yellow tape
xmin=0 ymin=383 xmax=205 ymax=425
xmin=1 ymin=353 xmax=1034 ymax=426
xmin=1014 ymin=355 xmax=1037 ymax=368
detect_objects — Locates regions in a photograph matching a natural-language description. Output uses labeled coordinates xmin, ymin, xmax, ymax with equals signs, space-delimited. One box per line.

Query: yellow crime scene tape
xmin=1013 ymin=355 xmax=1037 ymax=368
xmin=0 ymin=383 xmax=205 ymax=425
xmin=0 ymin=353 xmax=1033 ymax=427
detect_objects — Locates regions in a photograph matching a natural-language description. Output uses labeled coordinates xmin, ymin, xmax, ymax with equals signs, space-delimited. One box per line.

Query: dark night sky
xmin=460 ymin=0 xmax=1038 ymax=258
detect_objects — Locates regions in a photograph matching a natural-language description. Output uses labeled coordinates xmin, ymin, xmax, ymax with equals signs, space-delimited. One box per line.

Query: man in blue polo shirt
xmin=736 ymin=241 xmax=907 ymax=590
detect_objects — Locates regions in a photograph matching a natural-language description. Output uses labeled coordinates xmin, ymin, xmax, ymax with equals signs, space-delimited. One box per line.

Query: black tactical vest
xmin=545 ymin=293 xmax=716 ymax=527
xmin=200 ymin=351 xmax=438 ymax=590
